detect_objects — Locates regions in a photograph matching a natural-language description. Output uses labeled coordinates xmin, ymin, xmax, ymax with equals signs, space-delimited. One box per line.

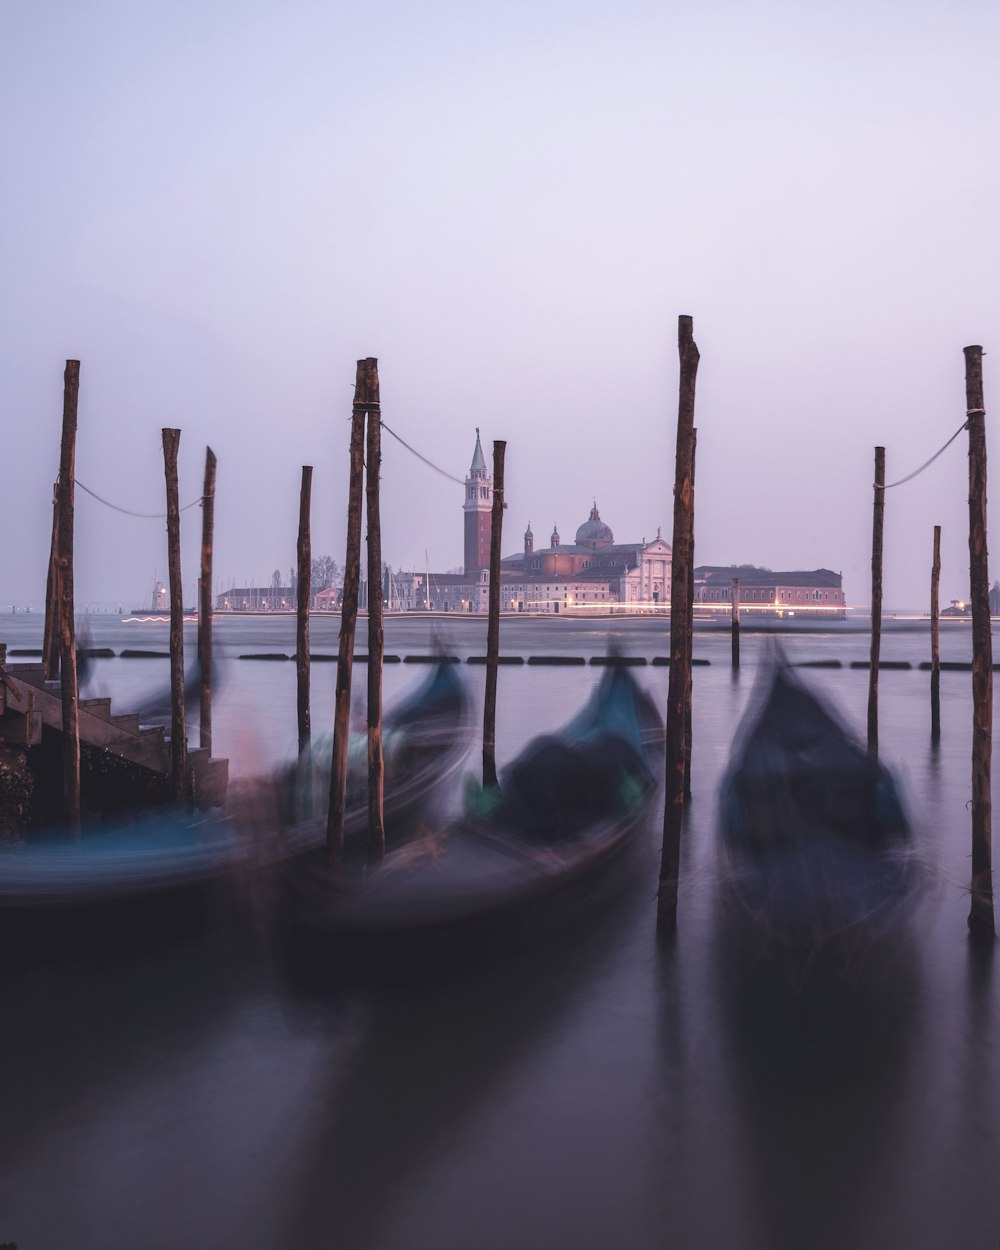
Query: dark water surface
xmin=2 ymin=614 xmax=998 ymax=1249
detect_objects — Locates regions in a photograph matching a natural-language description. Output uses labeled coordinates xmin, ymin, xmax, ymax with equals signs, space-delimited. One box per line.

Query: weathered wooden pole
xmin=731 ymin=577 xmax=741 ymax=670
xmin=483 ymin=439 xmax=507 ymax=790
xmin=161 ymin=428 xmax=186 ymax=802
xmin=683 ymin=428 xmax=697 ymax=801
xmin=965 ymin=345 xmax=994 ymax=938
xmin=867 ymin=446 xmax=885 ymax=756
xmin=365 ymin=359 xmax=386 ymax=866
xmin=56 ymin=361 xmax=81 ymax=832
xmin=42 ymin=481 xmax=60 ymax=680
xmin=198 ymin=446 xmax=217 ymax=754
xmin=296 ymin=465 xmax=313 ymax=758
xmin=658 ymin=315 xmax=699 ymax=934
xmin=931 ymin=524 xmax=941 ymax=741
xmin=327 ymin=361 xmax=367 ymax=865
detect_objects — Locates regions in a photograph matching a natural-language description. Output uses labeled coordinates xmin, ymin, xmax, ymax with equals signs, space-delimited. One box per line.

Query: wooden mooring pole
xmin=161 ymin=428 xmax=186 ymax=802
xmin=43 ymin=481 xmax=60 ymax=680
xmin=657 ymin=315 xmax=699 ymax=934
xmin=683 ymin=428 xmax=696 ymax=801
xmin=327 ymin=361 xmax=367 ymax=866
xmin=731 ymin=577 xmax=740 ymax=670
xmin=296 ymin=465 xmax=313 ymax=758
xmin=365 ymin=359 xmax=385 ymax=866
xmin=867 ymin=446 xmax=885 ymax=756
xmin=931 ymin=524 xmax=941 ymax=741
xmin=483 ymin=440 xmax=507 ymax=790
xmin=199 ymin=446 xmax=217 ymax=755
xmin=965 ymin=344 xmax=994 ymax=938
xmin=56 ymin=361 xmax=81 ymax=832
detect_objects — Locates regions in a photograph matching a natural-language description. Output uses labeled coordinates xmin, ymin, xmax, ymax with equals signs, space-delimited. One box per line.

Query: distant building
xmin=389 ymin=433 xmax=673 ymax=613
xmin=216 ymin=585 xmax=295 ymax=612
xmin=464 ymin=428 xmax=493 ymax=576
xmin=314 ymin=586 xmax=341 ymax=611
xmin=497 ymin=506 xmax=673 ymax=612
xmin=941 ymin=598 xmax=971 ymax=618
xmin=694 ymin=565 xmax=846 ymax=618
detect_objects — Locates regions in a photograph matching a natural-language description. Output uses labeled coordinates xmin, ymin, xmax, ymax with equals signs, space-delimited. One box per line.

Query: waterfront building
xmin=215 ymin=585 xmax=296 ymax=612
xmin=390 ymin=433 xmax=673 ymax=613
xmin=694 ymin=565 xmax=846 ymax=618
xmin=496 ymin=507 xmax=673 ymax=612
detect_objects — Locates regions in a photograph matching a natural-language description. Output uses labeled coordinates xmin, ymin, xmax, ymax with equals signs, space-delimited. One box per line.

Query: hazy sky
xmin=3 ymin=0 xmax=999 ymax=609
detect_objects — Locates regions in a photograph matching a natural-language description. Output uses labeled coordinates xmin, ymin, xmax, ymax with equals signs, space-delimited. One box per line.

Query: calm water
xmin=2 ymin=613 xmax=998 ymax=1249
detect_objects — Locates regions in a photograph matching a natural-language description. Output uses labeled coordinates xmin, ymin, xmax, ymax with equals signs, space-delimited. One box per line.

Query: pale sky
xmin=3 ymin=0 xmax=999 ymax=610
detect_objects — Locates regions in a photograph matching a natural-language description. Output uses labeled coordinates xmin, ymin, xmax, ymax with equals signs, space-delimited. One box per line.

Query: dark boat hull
xmin=275 ymin=666 xmax=662 ymax=984
xmin=0 ymin=663 xmax=472 ymax=957
xmin=719 ymin=657 xmax=919 ymax=947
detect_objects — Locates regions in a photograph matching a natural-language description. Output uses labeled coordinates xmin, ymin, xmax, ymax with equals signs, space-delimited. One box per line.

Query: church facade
xmin=387 ymin=432 xmax=673 ymax=613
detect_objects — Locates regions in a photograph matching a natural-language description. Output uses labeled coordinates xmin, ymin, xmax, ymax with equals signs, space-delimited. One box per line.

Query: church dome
xmin=575 ymin=503 xmax=614 ymax=548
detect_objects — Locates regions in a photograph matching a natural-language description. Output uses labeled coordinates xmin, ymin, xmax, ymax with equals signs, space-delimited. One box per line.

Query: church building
xmin=388 ymin=431 xmax=673 ymax=613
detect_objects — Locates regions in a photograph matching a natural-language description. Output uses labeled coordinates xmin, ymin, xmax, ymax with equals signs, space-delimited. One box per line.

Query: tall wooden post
xmin=43 ymin=482 xmax=60 ymax=680
xmin=327 ymin=361 xmax=367 ymax=865
xmin=658 ymin=315 xmax=699 ymax=934
xmin=198 ymin=446 xmax=216 ymax=754
xmin=931 ymin=524 xmax=941 ymax=741
xmin=56 ymin=361 xmax=81 ymax=832
xmin=965 ymin=345 xmax=994 ymax=938
xmin=161 ymin=428 xmax=186 ymax=802
xmin=731 ymin=577 xmax=740 ymax=670
xmin=683 ymin=429 xmax=696 ymax=801
xmin=365 ymin=359 xmax=385 ymax=866
xmin=867 ymin=446 xmax=885 ymax=756
xmin=297 ymin=465 xmax=313 ymax=757
xmin=483 ymin=440 xmax=507 ymax=789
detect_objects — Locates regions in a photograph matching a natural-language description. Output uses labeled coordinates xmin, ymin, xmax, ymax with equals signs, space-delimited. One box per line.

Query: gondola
xmin=266 ymin=657 xmax=471 ymax=861
xmin=277 ymin=664 xmax=662 ymax=981
xmin=0 ymin=660 xmax=471 ymax=955
xmin=718 ymin=650 xmax=918 ymax=947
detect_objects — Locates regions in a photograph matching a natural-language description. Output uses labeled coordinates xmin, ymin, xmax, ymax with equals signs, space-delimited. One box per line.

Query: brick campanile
xmin=463 ymin=428 xmax=493 ymax=576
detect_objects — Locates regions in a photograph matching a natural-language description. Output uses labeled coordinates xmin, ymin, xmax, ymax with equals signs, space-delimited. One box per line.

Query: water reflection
xmin=277 ymin=865 xmax=645 ymax=1248
xmin=3 ymin=616 xmax=1000 ymax=1248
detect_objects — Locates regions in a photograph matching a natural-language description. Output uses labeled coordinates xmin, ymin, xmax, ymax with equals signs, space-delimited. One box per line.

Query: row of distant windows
xmin=701 ymin=587 xmax=842 ymax=602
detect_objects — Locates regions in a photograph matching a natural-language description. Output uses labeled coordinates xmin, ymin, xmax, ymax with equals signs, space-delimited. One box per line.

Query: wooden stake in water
xmin=327 ymin=361 xmax=367 ymax=866
xmin=199 ymin=446 xmax=217 ymax=755
xmin=43 ymin=481 xmax=60 ymax=681
xmin=683 ymin=428 xmax=697 ymax=801
xmin=296 ymin=465 xmax=313 ymax=758
xmin=161 ymin=428 xmax=186 ymax=802
xmin=365 ymin=359 xmax=386 ymax=866
xmin=56 ymin=361 xmax=81 ymax=833
xmin=965 ymin=344 xmax=994 ymax=938
xmin=658 ymin=315 xmax=699 ymax=934
xmin=731 ymin=577 xmax=740 ymax=670
xmin=483 ymin=440 xmax=507 ymax=790
xmin=867 ymin=446 xmax=885 ymax=756
xmin=931 ymin=524 xmax=941 ymax=741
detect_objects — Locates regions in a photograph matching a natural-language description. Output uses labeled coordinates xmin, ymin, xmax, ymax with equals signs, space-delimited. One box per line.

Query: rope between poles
xmin=380 ymin=420 xmax=467 ymax=487
xmin=74 ymin=479 xmax=206 ymax=518
xmin=878 ymin=418 xmax=969 ymax=490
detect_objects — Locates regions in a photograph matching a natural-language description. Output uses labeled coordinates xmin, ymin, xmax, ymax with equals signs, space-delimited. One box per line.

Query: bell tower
xmin=463 ymin=428 xmax=493 ymax=576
